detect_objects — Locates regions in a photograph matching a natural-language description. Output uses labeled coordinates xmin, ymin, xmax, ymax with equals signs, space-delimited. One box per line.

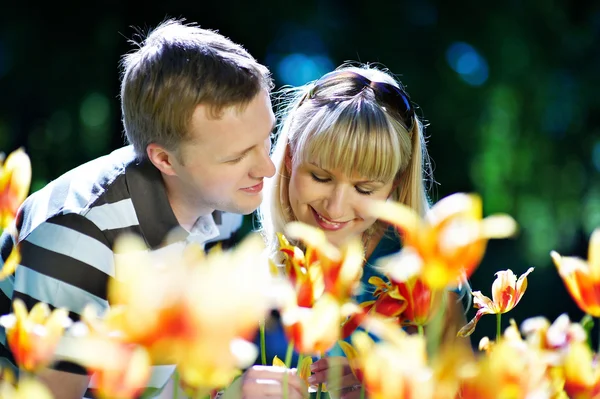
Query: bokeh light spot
xmin=276 ymin=53 xmax=334 ymax=86
xmin=80 ymin=92 xmax=110 ymax=128
xmin=446 ymin=42 xmax=489 ymax=86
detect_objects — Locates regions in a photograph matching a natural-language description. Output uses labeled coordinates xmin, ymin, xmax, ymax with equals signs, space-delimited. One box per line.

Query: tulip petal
xmin=361 ymin=200 xmax=422 ymax=239
xmin=589 ymin=229 xmax=600 ymax=279
xmin=471 ymin=291 xmax=496 ymax=313
xmin=480 ymin=214 xmax=518 ymax=239
xmin=457 ymin=310 xmax=486 ymax=337
xmin=272 ymin=355 xmax=286 ymax=368
xmin=0 ymin=245 xmax=20 ymax=279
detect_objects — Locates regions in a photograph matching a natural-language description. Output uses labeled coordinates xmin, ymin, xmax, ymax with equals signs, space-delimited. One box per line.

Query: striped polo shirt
xmin=0 ymin=145 xmax=244 ymax=396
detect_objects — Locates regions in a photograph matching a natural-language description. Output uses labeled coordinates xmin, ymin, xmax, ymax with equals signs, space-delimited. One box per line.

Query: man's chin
xmin=223 ymin=196 xmax=263 ymax=215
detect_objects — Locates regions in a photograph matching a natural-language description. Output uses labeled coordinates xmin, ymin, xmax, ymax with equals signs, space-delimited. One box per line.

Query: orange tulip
xmin=0 ymin=148 xmax=32 ymax=230
xmin=0 ymin=299 xmax=72 ymax=372
xmin=562 ymin=341 xmax=600 ymax=399
xmin=458 ymin=268 xmax=534 ymax=337
xmin=342 ymin=274 xmax=442 ymax=338
xmin=283 ymin=222 xmax=364 ymax=304
xmin=551 ymin=228 xmax=600 ymax=317
xmin=364 ymin=193 xmax=517 ymax=290
xmin=276 ymin=232 xmax=325 ymax=308
xmin=40 ymin=305 xmax=151 ymax=399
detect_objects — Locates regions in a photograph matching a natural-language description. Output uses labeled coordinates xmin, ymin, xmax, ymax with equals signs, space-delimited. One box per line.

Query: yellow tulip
xmin=0 ymin=148 xmax=32 ymax=230
xmin=0 ymin=244 xmax=20 ymax=280
xmin=0 ymin=299 xmax=72 ymax=372
xmin=273 ymin=355 xmax=313 ymax=387
xmin=551 ymin=228 xmax=600 ymax=317
xmin=562 ymin=341 xmax=600 ymax=399
xmin=349 ymin=329 xmax=434 ymax=399
xmin=0 ymin=378 xmax=54 ymax=399
xmin=364 ymin=193 xmax=517 ymax=290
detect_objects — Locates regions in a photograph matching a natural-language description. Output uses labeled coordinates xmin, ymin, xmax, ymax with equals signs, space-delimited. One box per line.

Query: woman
xmin=239 ymin=64 xmax=468 ymax=399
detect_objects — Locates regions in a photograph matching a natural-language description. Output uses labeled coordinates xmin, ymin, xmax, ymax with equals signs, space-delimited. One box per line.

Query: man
xmin=0 ymin=19 xmax=304 ymax=399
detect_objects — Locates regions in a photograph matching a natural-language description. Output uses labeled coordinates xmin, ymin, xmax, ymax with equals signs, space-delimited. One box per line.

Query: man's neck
xmin=161 ymin=174 xmax=212 ymax=232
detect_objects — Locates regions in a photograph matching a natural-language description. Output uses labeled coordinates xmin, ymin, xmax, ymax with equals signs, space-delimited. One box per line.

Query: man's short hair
xmin=120 ymin=19 xmax=273 ymax=159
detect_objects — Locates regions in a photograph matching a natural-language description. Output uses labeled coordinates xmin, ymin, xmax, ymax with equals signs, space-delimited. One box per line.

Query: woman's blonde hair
xmin=259 ymin=63 xmax=433 ymax=258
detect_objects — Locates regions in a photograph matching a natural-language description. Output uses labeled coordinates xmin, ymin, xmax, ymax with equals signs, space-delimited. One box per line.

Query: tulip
xmin=283 ymin=222 xmax=364 ymax=304
xmin=0 ymin=148 xmax=32 ymax=230
xmin=0 ymin=378 xmax=54 ymax=399
xmin=551 ymin=228 xmax=600 ymax=317
xmin=281 ymin=293 xmax=343 ymax=355
xmin=458 ymin=268 xmax=534 ymax=338
xmin=364 ymin=193 xmax=517 ymax=290
xmin=0 ymin=299 xmax=72 ymax=372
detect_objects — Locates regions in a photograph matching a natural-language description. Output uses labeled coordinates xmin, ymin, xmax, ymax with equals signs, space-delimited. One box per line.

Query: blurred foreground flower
xmin=520 ymin=314 xmax=587 ymax=366
xmin=364 ymin=193 xmax=517 ymax=289
xmin=458 ymin=268 xmax=533 ymax=338
xmin=344 ymin=328 xmax=435 ymax=399
xmin=107 ymin=233 xmax=272 ymax=394
xmin=58 ymin=306 xmax=151 ymax=399
xmin=282 ymin=293 xmax=343 ymax=355
xmin=460 ymin=320 xmax=556 ymax=399
xmin=283 ymin=222 xmax=364 ymax=304
xmin=0 ymin=299 xmax=71 ymax=372
xmin=273 ymin=355 xmax=313 ymax=387
xmin=551 ymin=228 xmax=600 ymax=317
xmin=0 ymin=378 xmax=53 ymax=399
xmin=0 ymin=148 xmax=31 ymax=231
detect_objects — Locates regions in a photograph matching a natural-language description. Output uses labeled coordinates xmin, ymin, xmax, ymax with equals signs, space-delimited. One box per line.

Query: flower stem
xmin=284 ymin=339 xmax=294 ymax=368
xmin=417 ymin=324 xmax=424 ymax=336
xmin=360 ymin=384 xmax=366 ymax=399
xmin=597 ymin=317 xmax=600 ymax=354
xmin=496 ymin=313 xmax=502 ymax=342
xmin=316 ymin=383 xmax=323 ymax=399
xmin=173 ymin=369 xmax=179 ymax=399
xmin=296 ymin=353 xmax=304 ymax=369
xmin=259 ymin=320 xmax=267 ymax=365
xmin=283 ymin=340 xmax=294 ymax=399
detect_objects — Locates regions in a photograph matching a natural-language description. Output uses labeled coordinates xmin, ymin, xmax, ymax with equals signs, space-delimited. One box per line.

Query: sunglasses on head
xmin=307 ymin=70 xmax=415 ymax=131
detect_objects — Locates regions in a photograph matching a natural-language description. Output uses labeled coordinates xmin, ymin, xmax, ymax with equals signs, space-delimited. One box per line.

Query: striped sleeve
xmin=12 ymin=213 xmax=114 ymax=375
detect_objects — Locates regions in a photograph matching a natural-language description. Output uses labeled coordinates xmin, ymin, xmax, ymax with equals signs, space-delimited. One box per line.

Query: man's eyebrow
xmin=226 ymin=122 xmax=277 ymax=159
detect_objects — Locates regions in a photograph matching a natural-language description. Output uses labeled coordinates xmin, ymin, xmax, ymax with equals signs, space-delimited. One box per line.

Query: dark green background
xmin=1 ymin=0 xmax=599 ymax=348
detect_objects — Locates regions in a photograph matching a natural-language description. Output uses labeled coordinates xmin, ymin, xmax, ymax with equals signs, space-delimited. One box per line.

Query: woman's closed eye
xmin=310 ymin=173 xmax=330 ymax=183
xmin=311 ymin=173 xmax=375 ymax=195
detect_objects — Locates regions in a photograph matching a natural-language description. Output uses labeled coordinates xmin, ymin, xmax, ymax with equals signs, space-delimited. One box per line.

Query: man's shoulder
xmin=17 ymin=146 xmax=138 ymax=240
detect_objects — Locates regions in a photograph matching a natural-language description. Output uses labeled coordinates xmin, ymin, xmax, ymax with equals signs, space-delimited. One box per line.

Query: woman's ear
xmin=284 ymin=145 xmax=293 ymax=173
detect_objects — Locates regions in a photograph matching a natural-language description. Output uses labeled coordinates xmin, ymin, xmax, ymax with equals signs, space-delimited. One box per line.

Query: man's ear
xmin=146 ymin=143 xmax=178 ymax=176
xmin=284 ymin=145 xmax=293 ymax=173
